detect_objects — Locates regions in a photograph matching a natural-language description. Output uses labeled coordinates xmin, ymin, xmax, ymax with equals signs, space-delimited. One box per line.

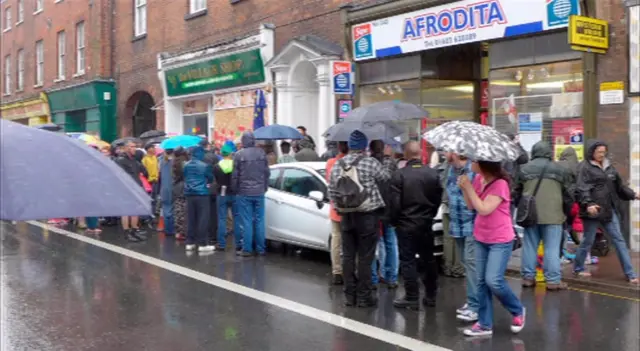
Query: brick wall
xmin=114 ymin=0 xmax=362 ymax=136
xmin=0 ymin=0 xmax=111 ymax=105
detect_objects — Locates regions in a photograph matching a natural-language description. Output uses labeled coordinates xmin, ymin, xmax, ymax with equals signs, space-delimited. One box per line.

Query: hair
xmin=145 ymin=144 xmax=155 ymax=151
xmin=338 ymin=141 xmax=349 ymax=154
xmin=280 ymin=141 xmax=291 ymax=153
xmin=297 ymin=126 xmax=306 ymax=132
xmin=477 ymin=161 xmax=510 ymax=185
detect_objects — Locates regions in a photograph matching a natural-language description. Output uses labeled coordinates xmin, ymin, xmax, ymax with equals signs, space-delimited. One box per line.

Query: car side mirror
xmin=308 ymin=190 xmax=324 ymax=203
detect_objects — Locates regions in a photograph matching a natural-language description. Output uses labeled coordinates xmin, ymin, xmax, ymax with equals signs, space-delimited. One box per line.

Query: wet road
xmin=1 ymin=221 xmax=639 ymax=351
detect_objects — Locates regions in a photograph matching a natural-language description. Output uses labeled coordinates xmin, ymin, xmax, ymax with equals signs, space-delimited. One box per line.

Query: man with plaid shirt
xmin=328 ymin=130 xmax=395 ymax=308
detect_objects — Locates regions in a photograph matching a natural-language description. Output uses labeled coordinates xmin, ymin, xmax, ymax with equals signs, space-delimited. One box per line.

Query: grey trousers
xmin=442 ymin=213 xmax=465 ymax=277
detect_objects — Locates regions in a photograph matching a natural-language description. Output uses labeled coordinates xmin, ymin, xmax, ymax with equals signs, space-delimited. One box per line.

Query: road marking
xmin=567 ymin=286 xmax=640 ymax=302
xmin=27 ymin=221 xmax=450 ymax=351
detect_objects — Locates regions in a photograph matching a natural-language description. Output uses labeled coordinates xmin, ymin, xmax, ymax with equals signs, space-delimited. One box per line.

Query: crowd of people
xmin=52 ymin=125 xmax=639 ymax=338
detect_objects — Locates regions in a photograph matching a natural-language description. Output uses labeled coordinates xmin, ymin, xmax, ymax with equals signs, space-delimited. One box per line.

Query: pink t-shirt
xmin=472 ymin=176 xmax=514 ymax=244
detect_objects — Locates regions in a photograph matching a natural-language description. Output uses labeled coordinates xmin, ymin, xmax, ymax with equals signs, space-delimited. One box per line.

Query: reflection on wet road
xmin=1 ymin=221 xmax=639 ymax=351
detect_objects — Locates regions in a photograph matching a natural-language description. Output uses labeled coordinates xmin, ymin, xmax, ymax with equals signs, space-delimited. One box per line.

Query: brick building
xmin=114 ymin=0 xmax=362 ymax=141
xmin=0 ymin=0 xmax=117 ymax=141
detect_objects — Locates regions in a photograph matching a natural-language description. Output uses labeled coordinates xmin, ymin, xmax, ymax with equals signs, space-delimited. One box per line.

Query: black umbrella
xmin=111 ymin=137 xmax=142 ymax=148
xmin=140 ymin=130 xmax=166 ymax=140
xmin=346 ymin=101 xmax=429 ymax=123
xmin=35 ymin=123 xmax=63 ymax=132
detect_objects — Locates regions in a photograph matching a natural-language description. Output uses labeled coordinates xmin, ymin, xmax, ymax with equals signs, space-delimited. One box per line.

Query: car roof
xmin=271 ymin=162 xmax=326 ymax=171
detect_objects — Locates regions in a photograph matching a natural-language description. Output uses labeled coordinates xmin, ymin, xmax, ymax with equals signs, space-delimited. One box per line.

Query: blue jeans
xmin=162 ymin=200 xmax=175 ymax=235
xmin=455 ymin=236 xmax=479 ymax=312
xmin=372 ymin=225 xmax=399 ymax=284
xmin=522 ymin=224 xmax=563 ymax=284
xmin=574 ymin=212 xmax=637 ymax=279
xmin=476 ymin=241 xmax=524 ymax=329
xmin=217 ymin=195 xmax=239 ymax=249
xmin=238 ymin=195 xmax=266 ymax=254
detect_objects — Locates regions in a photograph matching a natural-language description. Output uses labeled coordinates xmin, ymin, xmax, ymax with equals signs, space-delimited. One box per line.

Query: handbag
xmin=516 ymin=162 xmax=549 ymax=227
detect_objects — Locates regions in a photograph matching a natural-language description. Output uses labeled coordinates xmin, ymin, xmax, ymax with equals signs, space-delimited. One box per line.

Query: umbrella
xmin=253 ymin=124 xmax=303 ymax=140
xmin=112 ymin=137 xmax=141 ymax=148
xmin=68 ymin=133 xmax=100 ymax=144
xmin=0 ymin=119 xmax=151 ymax=221
xmin=159 ymin=135 xmax=203 ymax=150
xmin=139 ymin=130 xmax=166 ymax=140
xmin=323 ymin=120 xmax=404 ymax=142
xmin=35 ymin=123 xmax=63 ymax=132
xmin=345 ymin=101 xmax=429 ymax=123
xmin=423 ymin=121 xmax=520 ymax=162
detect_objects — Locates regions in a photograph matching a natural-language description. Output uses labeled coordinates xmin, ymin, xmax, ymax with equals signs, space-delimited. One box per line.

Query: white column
xmin=316 ymin=64 xmax=332 ymax=154
xmin=272 ymin=66 xmax=290 ymax=126
xmin=164 ymin=99 xmax=182 ymax=135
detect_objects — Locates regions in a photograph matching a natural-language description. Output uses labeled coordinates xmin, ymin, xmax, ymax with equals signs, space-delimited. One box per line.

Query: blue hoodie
xmin=159 ymin=156 xmax=174 ymax=203
xmin=183 ymin=146 xmax=214 ymax=196
xmin=231 ymin=131 xmax=270 ymax=196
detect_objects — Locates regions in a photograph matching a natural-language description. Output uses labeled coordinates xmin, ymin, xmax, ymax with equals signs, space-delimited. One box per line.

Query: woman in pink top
xmin=458 ymin=161 xmax=525 ymax=337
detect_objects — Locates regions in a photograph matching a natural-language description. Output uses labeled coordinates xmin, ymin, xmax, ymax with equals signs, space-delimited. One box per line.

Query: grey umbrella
xmin=323 ymin=120 xmax=405 ymax=142
xmin=35 ymin=123 xmax=63 ymax=132
xmin=346 ymin=101 xmax=429 ymax=123
xmin=0 ymin=119 xmax=151 ymax=221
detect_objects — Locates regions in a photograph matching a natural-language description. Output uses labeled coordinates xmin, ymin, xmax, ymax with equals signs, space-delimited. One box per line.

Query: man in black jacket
xmin=200 ymin=139 xmax=220 ymax=246
xmin=574 ymin=140 xmax=639 ymax=283
xmin=116 ymin=140 xmax=148 ymax=241
xmin=389 ymin=141 xmax=443 ymax=309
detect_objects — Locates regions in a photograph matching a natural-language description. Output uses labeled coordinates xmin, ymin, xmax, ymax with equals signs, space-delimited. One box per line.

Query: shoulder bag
xmin=516 ymin=162 xmax=549 ymax=227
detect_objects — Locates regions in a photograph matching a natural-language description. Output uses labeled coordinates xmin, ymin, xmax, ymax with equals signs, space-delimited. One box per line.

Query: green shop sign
xmin=165 ymin=49 xmax=265 ymax=97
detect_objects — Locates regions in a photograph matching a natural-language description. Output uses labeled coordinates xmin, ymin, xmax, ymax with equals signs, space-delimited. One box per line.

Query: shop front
xmin=47 ymin=80 xmax=118 ymax=142
xmin=158 ymin=24 xmax=274 ymax=145
xmin=0 ymin=93 xmax=51 ymax=126
xmin=347 ymin=0 xmax=583 ymax=156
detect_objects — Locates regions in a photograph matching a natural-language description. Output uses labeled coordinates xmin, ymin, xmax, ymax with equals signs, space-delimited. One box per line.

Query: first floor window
xmin=35 ymin=40 xmax=44 ymax=86
xmin=190 ymin=0 xmax=206 ymax=14
xmin=5 ymin=7 xmax=12 ymax=30
xmin=76 ymin=22 xmax=85 ymax=74
xmin=135 ymin=0 xmax=147 ymax=36
xmin=35 ymin=0 xmax=43 ymax=12
xmin=4 ymin=55 xmax=11 ymax=94
xmin=17 ymin=49 xmax=24 ymax=91
xmin=57 ymin=31 xmax=66 ymax=79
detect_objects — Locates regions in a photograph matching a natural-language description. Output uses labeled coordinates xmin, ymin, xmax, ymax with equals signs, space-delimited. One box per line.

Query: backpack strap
xmin=340 ymin=155 xmax=364 ymax=170
xmin=532 ymin=161 xmax=550 ymax=197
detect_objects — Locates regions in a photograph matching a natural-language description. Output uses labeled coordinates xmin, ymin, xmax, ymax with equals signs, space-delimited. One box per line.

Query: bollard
xmin=535 ymin=242 xmax=545 ymax=283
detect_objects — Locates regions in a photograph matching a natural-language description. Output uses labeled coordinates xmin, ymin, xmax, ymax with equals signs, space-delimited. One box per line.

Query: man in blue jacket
xmin=231 ymin=131 xmax=270 ymax=257
xmin=183 ymin=146 xmax=215 ymax=253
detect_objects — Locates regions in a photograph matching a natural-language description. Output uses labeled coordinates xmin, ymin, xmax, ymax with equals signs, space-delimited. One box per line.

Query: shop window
xmin=490 ymin=60 xmax=584 ymax=158
xmin=65 ymin=110 xmax=87 ymax=133
xmin=359 ymin=55 xmax=420 ymax=85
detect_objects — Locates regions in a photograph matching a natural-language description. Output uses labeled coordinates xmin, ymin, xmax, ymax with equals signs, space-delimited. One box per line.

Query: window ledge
xmin=230 ymin=0 xmax=243 ymax=3
xmin=34 ymin=84 xmax=43 ymax=88
xmin=16 ymin=21 xmax=23 ymax=26
xmin=73 ymin=72 xmax=85 ymax=78
xmin=3 ymin=28 xmax=11 ymax=33
xmin=54 ymin=77 xmax=65 ymax=83
xmin=3 ymin=93 xmax=11 ymax=97
xmin=55 ymin=0 xmax=64 ymax=3
xmin=185 ymin=9 xmax=207 ymax=21
xmin=132 ymin=33 xmax=147 ymax=42
xmin=15 ymin=89 xmax=24 ymax=93
xmin=33 ymin=9 xmax=43 ymax=16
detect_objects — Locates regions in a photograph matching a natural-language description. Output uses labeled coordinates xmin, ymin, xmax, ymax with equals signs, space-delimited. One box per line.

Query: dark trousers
xmin=397 ymin=225 xmax=438 ymax=300
xmin=341 ymin=211 xmax=379 ymax=300
xmin=209 ymin=195 xmax=218 ymax=245
xmin=186 ymin=195 xmax=210 ymax=246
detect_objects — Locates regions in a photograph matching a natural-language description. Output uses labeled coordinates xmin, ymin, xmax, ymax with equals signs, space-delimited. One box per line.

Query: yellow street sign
xmin=600 ymin=81 xmax=624 ymax=91
xmin=568 ymin=15 xmax=609 ymax=53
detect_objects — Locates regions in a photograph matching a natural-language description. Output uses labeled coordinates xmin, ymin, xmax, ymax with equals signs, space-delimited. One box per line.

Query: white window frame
xmin=134 ymin=0 xmax=147 ymax=36
xmin=17 ymin=49 xmax=24 ymax=91
xmin=4 ymin=7 xmax=12 ymax=31
xmin=190 ymin=0 xmax=207 ymax=14
xmin=4 ymin=55 xmax=11 ymax=95
xmin=57 ymin=31 xmax=66 ymax=80
xmin=35 ymin=40 xmax=44 ymax=86
xmin=35 ymin=0 xmax=43 ymax=14
xmin=17 ymin=0 xmax=24 ymax=24
xmin=76 ymin=21 xmax=85 ymax=75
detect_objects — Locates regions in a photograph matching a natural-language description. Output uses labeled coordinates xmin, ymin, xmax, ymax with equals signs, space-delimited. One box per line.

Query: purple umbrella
xmin=0 ymin=119 xmax=151 ymax=221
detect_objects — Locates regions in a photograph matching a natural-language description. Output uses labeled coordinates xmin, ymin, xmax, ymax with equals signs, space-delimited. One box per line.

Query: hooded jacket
xmin=576 ymin=139 xmax=636 ymax=222
xmin=295 ymin=139 xmax=321 ymax=162
xmin=214 ymin=158 xmax=234 ymax=195
xmin=202 ymin=148 xmax=220 ymax=195
xmin=515 ymin=141 xmax=572 ymax=225
xmin=159 ymin=156 xmax=174 ymax=203
xmin=321 ymin=141 xmax=338 ymax=161
xmin=231 ymin=132 xmax=270 ymax=196
xmin=183 ymin=146 xmax=214 ymax=196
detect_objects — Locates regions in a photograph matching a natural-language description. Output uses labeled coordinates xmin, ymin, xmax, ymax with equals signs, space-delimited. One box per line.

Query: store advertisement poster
xmin=331 ymin=61 xmax=352 ymax=94
xmin=554 ymin=144 xmax=584 ymax=162
xmin=352 ymin=0 xmax=579 ymax=61
xmin=552 ymin=119 xmax=584 ymax=159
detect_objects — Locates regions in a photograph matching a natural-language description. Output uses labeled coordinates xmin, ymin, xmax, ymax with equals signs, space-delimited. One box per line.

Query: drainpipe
xmin=581 ymin=0 xmax=598 ymax=142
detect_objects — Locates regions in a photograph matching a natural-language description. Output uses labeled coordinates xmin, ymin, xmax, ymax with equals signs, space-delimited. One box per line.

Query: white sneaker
xmin=456 ymin=303 xmax=469 ymax=314
xmin=198 ymin=245 xmax=215 ymax=253
xmin=186 ymin=244 xmax=196 ymax=251
xmin=510 ymin=307 xmax=526 ymax=334
xmin=457 ymin=310 xmax=479 ymax=322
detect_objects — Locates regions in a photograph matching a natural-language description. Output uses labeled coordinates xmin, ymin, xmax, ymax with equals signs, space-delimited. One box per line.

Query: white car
xmin=265 ymin=162 xmax=444 ymax=255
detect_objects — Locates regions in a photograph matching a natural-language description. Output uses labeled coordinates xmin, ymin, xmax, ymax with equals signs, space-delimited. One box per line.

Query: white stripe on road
xmin=27 ymin=221 xmax=451 ymax=351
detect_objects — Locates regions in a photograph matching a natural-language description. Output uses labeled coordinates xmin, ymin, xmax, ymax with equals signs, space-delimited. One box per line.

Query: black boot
xmin=357 ymin=296 xmax=378 ymax=308
xmin=331 ymin=274 xmax=344 ymax=286
xmin=393 ymin=296 xmax=420 ymax=310
xmin=125 ymin=229 xmax=141 ymax=242
xmin=422 ymin=296 xmax=436 ymax=307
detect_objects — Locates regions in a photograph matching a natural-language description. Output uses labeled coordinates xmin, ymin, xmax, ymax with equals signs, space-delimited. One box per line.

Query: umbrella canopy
xmin=346 ymin=101 xmax=429 ymax=123
xmin=253 ymin=124 xmax=303 ymax=140
xmin=35 ymin=123 xmax=63 ymax=132
xmin=68 ymin=133 xmax=100 ymax=144
xmin=323 ymin=121 xmax=404 ymax=142
xmin=159 ymin=135 xmax=203 ymax=150
xmin=423 ymin=121 xmax=520 ymax=162
xmin=0 ymin=119 xmax=151 ymax=220
xmin=111 ymin=137 xmax=141 ymax=148
xmin=139 ymin=130 xmax=167 ymax=140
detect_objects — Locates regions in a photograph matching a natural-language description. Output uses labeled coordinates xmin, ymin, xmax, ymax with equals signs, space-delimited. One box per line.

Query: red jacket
xmin=570 ymin=203 xmax=583 ymax=233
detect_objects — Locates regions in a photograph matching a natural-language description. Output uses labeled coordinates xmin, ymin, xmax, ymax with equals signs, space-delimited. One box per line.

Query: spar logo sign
xmin=546 ymin=0 xmax=578 ymax=27
xmin=353 ymin=24 xmax=374 ymax=60
xmin=331 ymin=61 xmax=352 ymax=95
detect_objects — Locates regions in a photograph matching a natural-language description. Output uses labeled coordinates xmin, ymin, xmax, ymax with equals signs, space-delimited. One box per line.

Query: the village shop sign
xmin=165 ymin=49 xmax=266 ymax=97
xmin=352 ymin=0 xmax=579 ymax=61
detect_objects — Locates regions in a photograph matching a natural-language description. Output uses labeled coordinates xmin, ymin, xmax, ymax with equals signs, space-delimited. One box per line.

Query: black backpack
xmin=334 ymin=156 xmax=370 ymax=213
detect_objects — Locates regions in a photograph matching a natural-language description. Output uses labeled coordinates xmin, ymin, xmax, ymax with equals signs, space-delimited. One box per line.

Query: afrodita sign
xmin=352 ymin=0 xmax=579 ymax=61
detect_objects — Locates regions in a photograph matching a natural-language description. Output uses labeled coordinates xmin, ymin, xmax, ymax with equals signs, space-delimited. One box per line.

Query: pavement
xmin=1 ymin=221 xmax=639 ymax=351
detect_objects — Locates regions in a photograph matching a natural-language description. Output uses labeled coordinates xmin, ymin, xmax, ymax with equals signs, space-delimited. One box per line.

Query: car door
xmin=265 ymin=168 xmax=285 ymax=240
xmin=277 ymin=167 xmax=331 ymax=250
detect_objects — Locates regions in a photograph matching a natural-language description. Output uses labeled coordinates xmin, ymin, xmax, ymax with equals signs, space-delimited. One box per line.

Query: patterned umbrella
xmin=423 ymin=121 xmax=520 ymax=162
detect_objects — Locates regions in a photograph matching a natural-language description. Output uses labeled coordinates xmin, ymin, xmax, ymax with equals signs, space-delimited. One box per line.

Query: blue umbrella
xmin=159 ymin=135 xmax=203 ymax=150
xmin=0 ymin=119 xmax=151 ymax=221
xmin=253 ymin=124 xmax=303 ymax=140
